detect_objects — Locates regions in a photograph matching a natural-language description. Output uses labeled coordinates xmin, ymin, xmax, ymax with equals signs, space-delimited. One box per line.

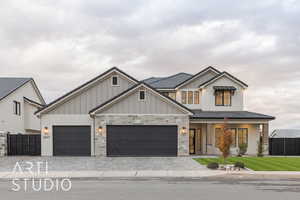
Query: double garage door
xmin=53 ymin=125 xmax=178 ymax=156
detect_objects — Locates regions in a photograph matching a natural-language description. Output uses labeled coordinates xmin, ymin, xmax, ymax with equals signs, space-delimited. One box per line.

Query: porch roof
xmin=190 ymin=110 xmax=275 ymax=120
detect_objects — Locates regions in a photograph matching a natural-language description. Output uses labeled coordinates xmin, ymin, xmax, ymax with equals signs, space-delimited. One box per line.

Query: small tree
xmin=217 ymin=118 xmax=233 ymax=162
xmin=257 ymin=135 xmax=264 ymax=157
xmin=238 ymin=143 xmax=248 ymax=156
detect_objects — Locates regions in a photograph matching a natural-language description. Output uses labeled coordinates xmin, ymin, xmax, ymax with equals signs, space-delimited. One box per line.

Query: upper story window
xmin=112 ymin=75 xmax=119 ymax=86
xmin=139 ymin=90 xmax=145 ymax=101
xmin=215 ymin=90 xmax=232 ymax=106
xmin=181 ymin=91 xmax=200 ymax=105
xmin=13 ymin=101 xmax=21 ymax=116
xmin=162 ymin=92 xmax=176 ymax=100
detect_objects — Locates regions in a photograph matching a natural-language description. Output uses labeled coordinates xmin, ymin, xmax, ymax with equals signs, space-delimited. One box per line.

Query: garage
xmin=107 ymin=125 xmax=178 ymax=157
xmin=53 ymin=126 xmax=91 ymax=156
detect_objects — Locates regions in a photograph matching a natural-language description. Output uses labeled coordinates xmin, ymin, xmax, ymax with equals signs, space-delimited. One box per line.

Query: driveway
xmin=0 ymin=157 xmax=205 ymax=172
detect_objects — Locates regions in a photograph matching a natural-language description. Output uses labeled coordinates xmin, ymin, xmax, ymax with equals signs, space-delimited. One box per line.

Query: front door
xmin=189 ymin=129 xmax=196 ymax=154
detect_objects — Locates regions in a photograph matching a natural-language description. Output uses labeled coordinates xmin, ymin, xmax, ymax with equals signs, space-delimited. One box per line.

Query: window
xmin=230 ymin=128 xmax=237 ymax=147
xmin=238 ymin=128 xmax=248 ymax=146
xmin=13 ymin=101 xmax=21 ymax=115
xmin=181 ymin=90 xmax=200 ymax=105
xmin=215 ymin=128 xmax=222 ymax=147
xmin=112 ymin=76 xmax=119 ymax=86
xmin=181 ymin=91 xmax=187 ymax=104
xmin=215 ymin=90 xmax=232 ymax=106
xmin=194 ymin=91 xmax=200 ymax=104
xmin=139 ymin=90 xmax=145 ymax=101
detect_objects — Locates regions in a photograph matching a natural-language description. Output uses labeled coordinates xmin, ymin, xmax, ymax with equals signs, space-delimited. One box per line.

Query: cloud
xmin=0 ymin=0 xmax=299 ymax=130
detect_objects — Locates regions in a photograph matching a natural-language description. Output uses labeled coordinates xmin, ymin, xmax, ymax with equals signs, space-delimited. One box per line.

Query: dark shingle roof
xmin=0 ymin=78 xmax=32 ymax=101
xmin=144 ymin=73 xmax=192 ymax=89
xmin=190 ymin=110 xmax=275 ymax=120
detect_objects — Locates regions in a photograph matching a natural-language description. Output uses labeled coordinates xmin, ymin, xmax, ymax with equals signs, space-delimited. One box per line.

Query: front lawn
xmin=194 ymin=157 xmax=300 ymax=171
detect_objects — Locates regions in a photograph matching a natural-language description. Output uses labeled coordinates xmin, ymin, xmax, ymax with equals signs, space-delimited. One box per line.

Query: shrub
xmin=257 ymin=135 xmax=264 ymax=157
xmin=234 ymin=162 xmax=245 ymax=169
xmin=238 ymin=143 xmax=248 ymax=156
xmin=207 ymin=162 xmax=219 ymax=170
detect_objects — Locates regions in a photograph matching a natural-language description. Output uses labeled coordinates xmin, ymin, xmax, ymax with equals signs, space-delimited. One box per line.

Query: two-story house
xmin=0 ymin=78 xmax=45 ymax=135
xmin=36 ymin=67 xmax=274 ymax=157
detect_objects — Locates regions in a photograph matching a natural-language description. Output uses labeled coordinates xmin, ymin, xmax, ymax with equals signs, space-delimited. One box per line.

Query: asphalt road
xmin=0 ymin=175 xmax=300 ymax=200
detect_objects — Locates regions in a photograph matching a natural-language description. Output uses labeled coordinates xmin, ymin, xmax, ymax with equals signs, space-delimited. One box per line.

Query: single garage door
xmin=53 ymin=126 xmax=91 ymax=156
xmin=107 ymin=125 xmax=178 ymax=157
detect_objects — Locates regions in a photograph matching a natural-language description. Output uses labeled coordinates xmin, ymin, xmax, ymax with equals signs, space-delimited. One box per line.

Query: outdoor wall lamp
xmin=43 ymin=127 xmax=49 ymax=135
xmin=180 ymin=127 xmax=187 ymax=135
xmin=97 ymin=126 xmax=103 ymax=135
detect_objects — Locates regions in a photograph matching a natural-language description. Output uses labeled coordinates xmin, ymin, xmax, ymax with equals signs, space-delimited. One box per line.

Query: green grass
xmin=194 ymin=157 xmax=300 ymax=171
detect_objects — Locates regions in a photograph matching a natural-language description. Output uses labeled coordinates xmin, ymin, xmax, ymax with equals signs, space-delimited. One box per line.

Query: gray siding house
xmin=36 ymin=67 xmax=274 ymax=156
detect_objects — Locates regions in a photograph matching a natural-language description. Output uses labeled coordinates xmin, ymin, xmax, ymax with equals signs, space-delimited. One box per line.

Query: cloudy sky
xmin=1 ymin=0 xmax=299 ymax=130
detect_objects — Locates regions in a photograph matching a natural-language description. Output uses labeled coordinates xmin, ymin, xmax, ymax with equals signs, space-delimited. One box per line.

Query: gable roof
xmin=89 ymin=82 xmax=194 ymax=115
xmin=35 ymin=67 xmax=139 ymax=115
xmin=143 ymin=73 xmax=192 ymax=89
xmin=190 ymin=110 xmax=275 ymax=120
xmin=24 ymin=97 xmax=45 ymax=108
xmin=0 ymin=78 xmax=45 ymax=104
xmin=199 ymin=71 xmax=248 ymax=88
xmin=174 ymin=66 xmax=221 ymax=89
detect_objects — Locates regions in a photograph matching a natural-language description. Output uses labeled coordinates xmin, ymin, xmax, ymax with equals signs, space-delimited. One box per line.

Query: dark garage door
xmin=53 ymin=126 xmax=91 ymax=156
xmin=107 ymin=125 xmax=178 ymax=157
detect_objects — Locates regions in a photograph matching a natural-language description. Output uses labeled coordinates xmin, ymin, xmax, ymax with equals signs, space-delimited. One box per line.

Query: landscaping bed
xmin=194 ymin=157 xmax=300 ymax=171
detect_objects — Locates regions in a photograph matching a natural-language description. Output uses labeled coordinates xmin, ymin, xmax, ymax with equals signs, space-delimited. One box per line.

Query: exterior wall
xmin=101 ymin=86 xmax=186 ymax=114
xmin=202 ymin=123 xmax=260 ymax=155
xmin=48 ymin=72 xmax=135 ymax=114
xmin=0 ymin=131 xmax=7 ymax=156
xmin=180 ymin=71 xmax=218 ymax=89
xmin=40 ymin=114 xmax=94 ymax=156
xmin=0 ymin=81 xmax=42 ymax=134
xmin=94 ymin=115 xmax=189 ymax=156
xmin=201 ymin=76 xmax=244 ymax=111
xmin=24 ymin=102 xmax=41 ymax=132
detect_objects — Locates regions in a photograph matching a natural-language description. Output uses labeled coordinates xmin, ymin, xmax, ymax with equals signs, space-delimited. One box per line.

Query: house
xmin=0 ymin=78 xmax=45 ymax=135
xmin=36 ymin=66 xmax=275 ymax=156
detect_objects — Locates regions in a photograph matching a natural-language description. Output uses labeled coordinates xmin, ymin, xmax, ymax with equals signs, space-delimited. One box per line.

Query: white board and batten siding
xmin=180 ymin=71 xmax=218 ymax=89
xmin=99 ymin=86 xmax=188 ymax=115
xmin=48 ymin=73 xmax=135 ymax=115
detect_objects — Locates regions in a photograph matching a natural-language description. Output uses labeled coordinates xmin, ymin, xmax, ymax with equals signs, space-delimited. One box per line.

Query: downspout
xmin=206 ymin=124 xmax=208 ymax=154
xmin=91 ymin=114 xmax=96 ymax=157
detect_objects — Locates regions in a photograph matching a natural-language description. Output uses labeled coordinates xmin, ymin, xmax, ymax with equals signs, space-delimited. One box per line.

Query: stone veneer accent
xmin=0 ymin=132 xmax=7 ymax=156
xmin=94 ymin=115 xmax=189 ymax=156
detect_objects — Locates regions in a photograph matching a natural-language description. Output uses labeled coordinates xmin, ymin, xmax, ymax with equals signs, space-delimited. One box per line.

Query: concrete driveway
xmin=0 ymin=157 xmax=205 ymax=172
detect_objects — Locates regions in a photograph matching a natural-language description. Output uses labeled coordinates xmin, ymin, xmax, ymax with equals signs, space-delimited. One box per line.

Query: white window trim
xmin=180 ymin=89 xmax=200 ymax=105
xmin=13 ymin=101 xmax=21 ymax=116
xmin=111 ymin=75 xmax=119 ymax=87
xmin=138 ymin=90 xmax=146 ymax=101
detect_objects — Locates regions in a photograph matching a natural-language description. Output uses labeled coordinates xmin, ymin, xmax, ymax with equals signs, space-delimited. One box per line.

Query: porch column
xmin=262 ymin=123 xmax=269 ymax=155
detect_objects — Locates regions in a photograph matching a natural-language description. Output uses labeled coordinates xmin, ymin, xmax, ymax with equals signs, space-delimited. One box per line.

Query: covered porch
xmin=188 ymin=111 xmax=275 ymax=155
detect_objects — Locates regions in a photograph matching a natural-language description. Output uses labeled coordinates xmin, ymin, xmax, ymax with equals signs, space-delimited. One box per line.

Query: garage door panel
xmin=107 ymin=125 xmax=178 ymax=156
xmin=53 ymin=126 xmax=91 ymax=156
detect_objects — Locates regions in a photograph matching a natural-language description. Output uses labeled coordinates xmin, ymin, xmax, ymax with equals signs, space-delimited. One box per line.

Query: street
xmin=0 ymin=175 xmax=300 ymax=200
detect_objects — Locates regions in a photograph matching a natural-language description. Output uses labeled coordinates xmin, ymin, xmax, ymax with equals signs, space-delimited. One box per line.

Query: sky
xmin=0 ymin=0 xmax=299 ymax=130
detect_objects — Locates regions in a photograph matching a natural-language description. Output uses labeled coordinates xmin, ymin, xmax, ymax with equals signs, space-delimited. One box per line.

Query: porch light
xmin=97 ymin=126 xmax=103 ymax=135
xmin=43 ymin=127 xmax=49 ymax=135
xmin=180 ymin=127 xmax=187 ymax=135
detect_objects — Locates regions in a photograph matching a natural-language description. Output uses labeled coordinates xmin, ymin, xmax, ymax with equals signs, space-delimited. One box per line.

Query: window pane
xmin=230 ymin=128 xmax=236 ymax=147
xmin=168 ymin=92 xmax=176 ymax=100
xmin=139 ymin=91 xmax=145 ymax=100
xmin=215 ymin=91 xmax=223 ymax=105
xmin=181 ymin=91 xmax=187 ymax=104
xmin=112 ymin=76 xmax=118 ymax=85
xmin=215 ymin=128 xmax=222 ymax=147
xmin=194 ymin=91 xmax=200 ymax=104
xmin=188 ymin=91 xmax=193 ymax=104
xmin=224 ymin=91 xmax=231 ymax=106
xmin=238 ymin=128 xmax=248 ymax=146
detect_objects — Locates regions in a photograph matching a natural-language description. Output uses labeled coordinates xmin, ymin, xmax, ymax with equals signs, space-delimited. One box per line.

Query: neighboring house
xmin=36 ymin=66 xmax=275 ymax=157
xmin=0 ymin=78 xmax=45 ymax=135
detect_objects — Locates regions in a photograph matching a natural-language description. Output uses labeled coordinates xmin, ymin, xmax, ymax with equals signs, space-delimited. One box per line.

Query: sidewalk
xmin=0 ymin=170 xmax=227 ymax=179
